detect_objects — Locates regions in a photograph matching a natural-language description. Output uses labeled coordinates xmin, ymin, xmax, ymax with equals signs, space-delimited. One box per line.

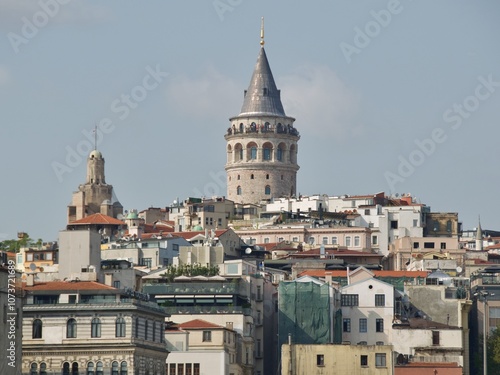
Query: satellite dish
xmin=456 ymin=266 xmax=463 ymax=273
xmin=29 ymin=263 xmax=36 ymax=271
xmin=245 ymin=248 xmax=252 ymax=255
xmin=117 ymin=214 xmax=124 ymax=220
xmin=254 ymin=245 xmax=261 ymax=251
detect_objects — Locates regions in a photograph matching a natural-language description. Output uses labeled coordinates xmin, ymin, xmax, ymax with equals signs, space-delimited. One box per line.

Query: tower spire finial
xmin=260 ymin=17 xmax=265 ymax=46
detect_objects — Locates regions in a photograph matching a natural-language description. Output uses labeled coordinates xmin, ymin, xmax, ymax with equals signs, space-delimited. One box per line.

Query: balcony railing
xmin=143 ymin=282 xmax=239 ymax=295
xmin=163 ymin=305 xmax=252 ymax=315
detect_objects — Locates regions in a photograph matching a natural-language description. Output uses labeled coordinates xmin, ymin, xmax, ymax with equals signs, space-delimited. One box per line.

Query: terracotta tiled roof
xmin=69 ymin=213 xmax=124 ymax=225
xmin=178 ymin=319 xmax=224 ymax=329
xmin=298 ymin=269 xmax=428 ymax=278
xmin=23 ymin=281 xmax=117 ymax=291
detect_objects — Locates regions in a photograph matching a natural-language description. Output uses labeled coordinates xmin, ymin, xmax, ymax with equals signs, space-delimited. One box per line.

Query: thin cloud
xmin=0 ymin=0 xmax=109 ymax=30
xmin=0 ymin=66 xmax=10 ymax=85
xmin=279 ymin=64 xmax=361 ymax=139
xmin=165 ymin=67 xmax=242 ymax=124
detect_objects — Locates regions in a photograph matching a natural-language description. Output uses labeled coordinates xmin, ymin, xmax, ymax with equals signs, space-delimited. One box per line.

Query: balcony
xmin=163 ymin=305 xmax=252 ymax=315
xmin=143 ymin=282 xmax=239 ymax=295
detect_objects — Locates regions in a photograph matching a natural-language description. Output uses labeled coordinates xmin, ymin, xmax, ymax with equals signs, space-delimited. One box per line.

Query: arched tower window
xmin=239 ymin=123 xmax=244 ymax=133
xmin=237 ymin=186 xmax=242 ymax=195
xmin=234 ymin=143 xmax=243 ymax=162
xmin=263 ymin=142 xmax=273 ymax=161
xmin=251 ymin=174 xmax=254 ymax=180
xmin=265 ymin=186 xmax=271 ymax=195
xmin=247 ymin=142 xmax=258 ymax=160
xmin=277 ymin=143 xmax=285 ymax=161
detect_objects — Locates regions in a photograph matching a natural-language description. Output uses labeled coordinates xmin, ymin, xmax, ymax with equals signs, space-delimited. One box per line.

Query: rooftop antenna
xmin=260 ymin=17 xmax=265 ymax=46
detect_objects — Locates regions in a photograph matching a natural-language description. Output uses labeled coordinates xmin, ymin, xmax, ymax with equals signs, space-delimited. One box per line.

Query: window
xmin=278 ymin=237 xmax=284 ymax=243
xmin=424 ymin=242 xmax=435 ymax=249
xmin=354 ymin=236 xmax=360 ymax=247
xmin=263 ymin=148 xmax=271 ymax=160
xmin=87 ymin=362 xmax=94 ymax=375
xmin=135 ymin=317 xmax=140 ymax=338
xmin=250 ymin=147 xmax=257 ymax=159
xmin=266 ymin=174 xmax=269 ymax=179
xmin=72 ymin=363 xmax=79 ymax=375
xmin=317 ymin=354 xmax=324 ymax=366
xmin=116 ymin=317 xmax=126 ymax=337
xmin=343 ymin=318 xmax=351 ymax=332
xmin=277 ymin=147 xmax=283 ymax=161
xmin=372 ymin=235 xmax=378 ymax=245
xmin=376 ymin=341 xmax=384 ymax=345
xmin=30 ymin=363 xmax=37 ymax=375
xmin=390 ymin=220 xmax=398 ymax=229
xmin=193 ymin=364 xmax=200 ymax=375
xmin=364 ymin=209 xmax=370 ymax=215
xmin=251 ymin=174 xmax=254 ymax=179
xmin=360 ymin=355 xmax=368 ymax=366
xmin=113 ymin=280 xmax=121 ymax=289
xmin=264 ymin=238 xmax=270 ymax=244
xmin=141 ymin=258 xmax=152 ymax=268
xmin=63 ymin=363 xmax=70 ymax=375
xmin=40 ymin=363 xmax=47 ymax=375
xmin=145 ymin=320 xmax=148 ymax=340
xmin=331 ymin=237 xmax=337 ymax=245
xmin=32 ymin=319 xmax=42 ymax=338
xmin=345 ymin=236 xmax=351 ymax=246
xmin=169 ymin=364 xmax=176 ymax=375
xmin=120 ymin=362 xmax=127 ymax=375
xmin=375 ymin=353 xmax=386 ymax=367
xmin=265 ymin=185 xmax=271 ymax=195
xmin=186 ymin=364 xmax=192 ymax=375
xmin=441 ymin=242 xmax=446 ymax=249
xmin=322 ymin=237 xmax=328 ymax=245
xmin=292 ymin=237 xmax=299 ymax=242
xmin=91 ymin=318 xmax=101 ymax=338
xmin=376 ymin=318 xmax=384 ymax=332
xmin=67 ymin=318 xmax=77 ymax=338
xmin=111 ymin=361 xmax=119 ymax=375
xmin=152 ymin=321 xmax=156 ymax=342
xmin=178 ymin=364 xmax=184 ymax=374
xmin=237 ymin=186 xmax=242 ymax=195
xmin=203 ymin=330 xmax=212 ymax=342
xmin=341 ymin=294 xmax=359 ymax=306
xmin=96 ymin=362 xmax=103 ymax=375
xmin=375 ymin=294 xmax=385 ymax=306
xmin=359 ymin=318 xmax=367 ymax=333
xmin=432 ymin=330 xmax=440 ymax=345
xmin=413 ymin=242 xmax=419 ymax=249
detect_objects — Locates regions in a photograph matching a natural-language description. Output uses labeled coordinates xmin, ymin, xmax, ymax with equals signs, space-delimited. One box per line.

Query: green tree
xmin=487 ymin=326 xmax=500 ymax=373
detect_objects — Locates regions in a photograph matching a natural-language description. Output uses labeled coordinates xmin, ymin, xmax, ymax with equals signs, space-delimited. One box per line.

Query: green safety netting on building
xmin=278 ymin=281 xmax=331 ymax=347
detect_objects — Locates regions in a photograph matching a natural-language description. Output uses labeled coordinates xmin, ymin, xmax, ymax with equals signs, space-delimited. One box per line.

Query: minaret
xmin=475 ymin=216 xmax=483 ymax=251
xmin=225 ymin=18 xmax=300 ymax=204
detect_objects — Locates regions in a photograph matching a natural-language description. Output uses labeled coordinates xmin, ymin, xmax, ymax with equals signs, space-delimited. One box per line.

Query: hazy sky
xmin=1 ymin=0 xmax=500 ymax=242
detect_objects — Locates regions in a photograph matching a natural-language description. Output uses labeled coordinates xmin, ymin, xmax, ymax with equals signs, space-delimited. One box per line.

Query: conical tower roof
xmin=238 ymin=47 xmax=286 ymax=117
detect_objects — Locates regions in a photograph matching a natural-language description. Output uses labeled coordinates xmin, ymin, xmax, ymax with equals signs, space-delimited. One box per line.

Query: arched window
xmin=87 ymin=362 xmax=94 ymax=375
xmin=263 ymin=142 xmax=273 ymax=161
xmin=135 ymin=317 xmax=140 ymax=338
xmin=72 ymin=362 xmax=79 ymax=375
xmin=30 ymin=363 xmax=37 ymax=375
xmin=32 ymin=319 xmax=42 ymax=339
xmin=152 ymin=321 xmax=156 ymax=342
xmin=145 ymin=320 xmax=149 ymax=340
xmin=111 ymin=361 xmax=119 ymax=375
xmin=96 ymin=362 xmax=103 ymax=375
xmin=239 ymin=123 xmax=244 ymax=133
xmin=66 ymin=318 xmax=77 ymax=338
xmin=120 ymin=362 xmax=127 ymax=375
xmin=62 ymin=362 xmax=70 ymax=375
xmin=116 ymin=317 xmax=126 ymax=337
xmin=91 ymin=318 xmax=101 ymax=338
xmin=265 ymin=186 xmax=271 ymax=195
xmin=277 ymin=147 xmax=283 ymax=161
xmin=250 ymin=174 xmax=254 ymax=180
xmin=40 ymin=363 xmax=47 ymax=375
xmin=266 ymin=174 xmax=269 ymax=180
xmin=250 ymin=147 xmax=257 ymax=159
xmin=237 ymin=186 xmax=242 ymax=195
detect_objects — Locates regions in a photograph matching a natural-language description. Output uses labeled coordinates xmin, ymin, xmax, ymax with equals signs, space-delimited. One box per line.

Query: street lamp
xmin=474 ymin=290 xmax=494 ymax=375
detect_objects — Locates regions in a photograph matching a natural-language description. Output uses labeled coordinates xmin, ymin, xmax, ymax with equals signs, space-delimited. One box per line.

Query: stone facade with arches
xmin=225 ymin=46 xmax=300 ymax=205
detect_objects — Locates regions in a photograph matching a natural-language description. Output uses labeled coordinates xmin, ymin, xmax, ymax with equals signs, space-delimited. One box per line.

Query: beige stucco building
xmin=281 ymin=343 xmax=393 ymax=375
